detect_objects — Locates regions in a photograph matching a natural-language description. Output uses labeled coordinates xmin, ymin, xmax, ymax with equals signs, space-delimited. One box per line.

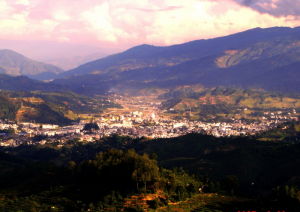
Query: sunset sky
xmin=0 ymin=0 xmax=299 ymax=68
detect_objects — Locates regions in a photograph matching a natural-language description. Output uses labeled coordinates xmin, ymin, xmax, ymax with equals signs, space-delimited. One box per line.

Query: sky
xmin=0 ymin=0 xmax=299 ymax=69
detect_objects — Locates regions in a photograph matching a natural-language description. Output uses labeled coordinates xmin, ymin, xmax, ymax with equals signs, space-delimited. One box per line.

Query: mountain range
xmin=0 ymin=49 xmax=63 ymax=80
xmin=0 ymin=26 xmax=300 ymax=95
xmin=53 ymin=26 xmax=300 ymax=95
xmin=0 ymin=74 xmax=65 ymax=92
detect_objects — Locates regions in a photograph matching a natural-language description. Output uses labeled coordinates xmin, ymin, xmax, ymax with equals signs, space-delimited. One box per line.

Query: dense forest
xmin=0 ymin=122 xmax=299 ymax=211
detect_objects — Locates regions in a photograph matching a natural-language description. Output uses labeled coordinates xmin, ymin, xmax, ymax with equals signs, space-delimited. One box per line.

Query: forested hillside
xmin=0 ymin=122 xmax=299 ymax=211
xmin=0 ymin=90 xmax=120 ymax=125
xmin=159 ymin=86 xmax=300 ymax=121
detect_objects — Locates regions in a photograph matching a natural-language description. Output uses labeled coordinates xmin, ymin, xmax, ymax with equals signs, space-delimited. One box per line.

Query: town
xmin=0 ymin=106 xmax=298 ymax=147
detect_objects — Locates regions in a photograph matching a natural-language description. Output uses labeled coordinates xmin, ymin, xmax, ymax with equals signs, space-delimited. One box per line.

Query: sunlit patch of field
xmin=155 ymin=193 xmax=249 ymax=212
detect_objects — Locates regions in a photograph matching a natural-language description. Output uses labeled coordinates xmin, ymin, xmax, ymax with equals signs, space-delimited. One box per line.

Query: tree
xmin=131 ymin=152 xmax=160 ymax=192
xmin=77 ymin=149 xmax=161 ymax=200
xmin=82 ymin=122 xmax=100 ymax=132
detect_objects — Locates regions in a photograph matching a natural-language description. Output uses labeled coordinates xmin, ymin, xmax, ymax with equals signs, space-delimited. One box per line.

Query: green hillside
xmin=160 ymin=86 xmax=300 ymax=121
xmin=0 ymin=95 xmax=19 ymax=120
xmin=0 ymin=90 xmax=120 ymax=125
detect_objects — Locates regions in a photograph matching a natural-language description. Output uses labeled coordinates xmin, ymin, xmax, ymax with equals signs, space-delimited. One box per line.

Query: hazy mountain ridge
xmin=0 ymin=74 xmax=66 ymax=92
xmin=1 ymin=27 xmax=300 ymax=95
xmin=63 ymin=27 xmax=300 ymax=77
xmin=0 ymin=49 xmax=64 ymax=80
xmin=54 ymin=26 xmax=300 ymax=95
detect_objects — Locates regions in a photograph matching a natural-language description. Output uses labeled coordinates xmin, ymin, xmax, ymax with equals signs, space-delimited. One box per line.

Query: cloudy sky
xmin=0 ymin=0 xmax=299 ymax=68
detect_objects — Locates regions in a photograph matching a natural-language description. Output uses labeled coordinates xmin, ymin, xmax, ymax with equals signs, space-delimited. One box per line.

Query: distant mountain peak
xmin=0 ymin=49 xmax=21 ymax=53
xmin=0 ymin=49 xmax=64 ymax=80
xmin=123 ymin=44 xmax=159 ymax=54
xmin=136 ymin=44 xmax=156 ymax=48
xmin=0 ymin=49 xmax=25 ymax=59
xmin=55 ymin=26 xmax=300 ymax=94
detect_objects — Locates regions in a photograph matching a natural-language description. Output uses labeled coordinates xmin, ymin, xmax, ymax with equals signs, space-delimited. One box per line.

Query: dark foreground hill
xmin=53 ymin=26 xmax=300 ymax=95
xmin=0 ymin=122 xmax=299 ymax=211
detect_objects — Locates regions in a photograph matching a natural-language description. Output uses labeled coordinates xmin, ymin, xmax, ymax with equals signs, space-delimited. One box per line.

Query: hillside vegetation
xmin=160 ymin=86 xmax=300 ymax=121
xmin=0 ymin=90 xmax=120 ymax=125
xmin=0 ymin=123 xmax=299 ymax=211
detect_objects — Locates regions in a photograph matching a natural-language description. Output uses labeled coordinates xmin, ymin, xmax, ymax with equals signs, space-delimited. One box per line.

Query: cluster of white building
xmin=0 ymin=106 xmax=298 ymax=147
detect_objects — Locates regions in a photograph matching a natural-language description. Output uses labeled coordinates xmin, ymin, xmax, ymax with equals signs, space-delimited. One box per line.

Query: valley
xmin=0 ymin=26 xmax=300 ymax=211
xmin=0 ymin=87 xmax=299 ymax=147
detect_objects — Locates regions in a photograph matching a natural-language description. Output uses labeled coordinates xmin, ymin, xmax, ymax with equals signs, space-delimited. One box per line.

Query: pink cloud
xmin=234 ymin=0 xmax=300 ymax=17
xmin=133 ymin=6 xmax=183 ymax=13
xmin=0 ymin=0 xmax=299 ymax=61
